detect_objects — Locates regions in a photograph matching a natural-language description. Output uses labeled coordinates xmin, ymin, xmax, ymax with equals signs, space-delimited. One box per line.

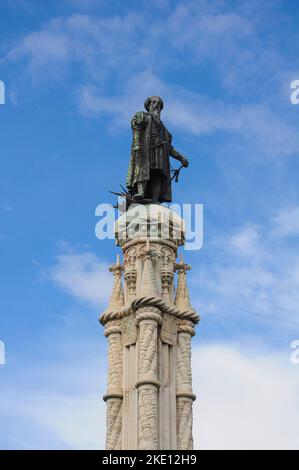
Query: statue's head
xmin=144 ymin=96 xmax=164 ymax=114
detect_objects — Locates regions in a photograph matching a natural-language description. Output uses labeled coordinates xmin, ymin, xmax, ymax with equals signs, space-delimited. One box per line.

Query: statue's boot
xmin=134 ymin=182 xmax=146 ymax=200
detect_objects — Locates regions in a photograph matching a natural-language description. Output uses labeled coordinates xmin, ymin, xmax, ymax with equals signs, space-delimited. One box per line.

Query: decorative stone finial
xmin=174 ymin=253 xmax=192 ymax=311
xmin=108 ymin=255 xmax=124 ymax=309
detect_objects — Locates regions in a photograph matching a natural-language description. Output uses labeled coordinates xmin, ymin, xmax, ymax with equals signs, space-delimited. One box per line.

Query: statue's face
xmin=148 ymin=97 xmax=162 ymax=114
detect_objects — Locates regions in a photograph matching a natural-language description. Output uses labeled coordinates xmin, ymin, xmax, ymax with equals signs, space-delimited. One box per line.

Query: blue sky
xmin=1 ymin=0 xmax=299 ymax=449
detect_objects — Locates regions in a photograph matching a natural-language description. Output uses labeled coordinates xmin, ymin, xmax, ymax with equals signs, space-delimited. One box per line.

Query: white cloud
xmin=6 ymin=13 xmax=144 ymax=82
xmin=224 ymin=224 xmax=262 ymax=257
xmin=47 ymin=250 xmax=112 ymax=307
xmin=78 ymin=70 xmax=234 ymax=132
xmin=193 ymin=343 xmax=299 ymax=450
xmin=0 ymin=393 xmax=105 ymax=450
xmin=0 ymin=323 xmax=107 ymax=450
xmin=271 ymin=206 xmax=299 ymax=238
xmin=192 ymin=212 xmax=299 ymax=328
xmin=4 ymin=1 xmax=287 ymax=96
xmin=5 ymin=3 xmax=299 ymax=159
xmin=78 ymin=70 xmax=299 ymax=158
xmin=0 ymin=342 xmax=107 ymax=449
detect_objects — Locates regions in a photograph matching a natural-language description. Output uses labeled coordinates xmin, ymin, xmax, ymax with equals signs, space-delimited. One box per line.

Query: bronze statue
xmin=126 ymin=96 xmax=189 ymax=204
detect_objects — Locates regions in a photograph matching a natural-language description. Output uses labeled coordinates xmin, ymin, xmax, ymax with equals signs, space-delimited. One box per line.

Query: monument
xmin=100 ymin=96 xmax=199 ymax=450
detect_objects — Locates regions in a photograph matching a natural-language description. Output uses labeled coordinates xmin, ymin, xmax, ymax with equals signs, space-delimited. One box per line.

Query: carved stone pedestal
xmin=100 ymin=204 xmax=199 ymax=450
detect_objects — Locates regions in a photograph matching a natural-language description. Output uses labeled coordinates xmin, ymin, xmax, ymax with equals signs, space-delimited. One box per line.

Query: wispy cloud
xmin=224 ymin=224 xmax=263 ymax=258
xmin=4 ymin=1 xmax=289 ymax=94
xmin=271 ymin=206 xmax=299 ymax=238
xmin=46 ymin=249 xmax=112 ymax=307
xmin=78 ymin=70 xmax=299 ymax=158
xmin=192 ymin=208 xmax=299 ymax=329
xmin=6 ymin=12 xmax=144 ymax=82
xmin=5 ymin=2 xmax=299 ymax=159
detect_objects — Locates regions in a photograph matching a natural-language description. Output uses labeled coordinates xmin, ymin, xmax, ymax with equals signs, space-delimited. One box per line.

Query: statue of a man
xmin=126 ymin=96 xmax=189 ymax=203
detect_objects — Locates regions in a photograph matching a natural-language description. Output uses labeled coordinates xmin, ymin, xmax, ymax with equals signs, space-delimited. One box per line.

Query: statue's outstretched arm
xmin=166 ymin=131 xmax=189 ymax=167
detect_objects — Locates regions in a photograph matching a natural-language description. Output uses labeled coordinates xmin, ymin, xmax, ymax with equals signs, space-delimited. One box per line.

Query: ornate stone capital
xmin=103 ymin=391 xmax=123 ymax=401
xmin=176 ymin=391 xmax=196 ymax=401
xmin=178 ymin=320 xmax=195 ymax=337
xmin=104 ymin=320 xmax=122 ymax=337
xmin=136 ymin=378 xmax=161 ymax=389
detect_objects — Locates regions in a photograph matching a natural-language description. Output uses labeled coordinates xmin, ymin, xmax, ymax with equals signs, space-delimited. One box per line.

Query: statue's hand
xmin=181 ymin=157 xmax=189 ymax=168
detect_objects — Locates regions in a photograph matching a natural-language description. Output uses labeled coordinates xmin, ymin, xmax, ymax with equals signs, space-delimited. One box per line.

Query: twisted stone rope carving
xmin=138 ymin=387 xmax=159 ymax=450
xmin=107 ymin=332 xmax=123 ymax=389
xmin=100 ymin=295 xmax=199 ymax=325
xmin=177 ymin=332 xmax=192 ymax=388
xmin=104 ymin=321 xmax=123 ymax=450
xmin=178 ymin=323 xmax=195 ymax=336
xmin=139 ymin=322 xmax=157 ymax=379
xmin=177 ymin=398 xmax=193 ymax=450
xmin=176 ymin=321 xmax=195 ymax=450
xmin=136 ymin=313 xmax=160 ymax=449
xmin=106 ymin=399 xmax=122 ymax=450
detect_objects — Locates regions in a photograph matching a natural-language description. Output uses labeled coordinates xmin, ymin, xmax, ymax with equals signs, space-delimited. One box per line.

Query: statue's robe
xmin=126 ymin=111 xmax=182 ymax=203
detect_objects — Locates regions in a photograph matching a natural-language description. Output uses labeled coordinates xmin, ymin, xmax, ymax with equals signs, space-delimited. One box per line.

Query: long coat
xmin=126 ymin=111 xmax=182 ymax=203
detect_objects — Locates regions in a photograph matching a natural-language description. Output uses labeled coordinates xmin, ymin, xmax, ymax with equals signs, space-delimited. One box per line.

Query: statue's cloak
xmin=126 ymin=111 xmax=172 ymax=203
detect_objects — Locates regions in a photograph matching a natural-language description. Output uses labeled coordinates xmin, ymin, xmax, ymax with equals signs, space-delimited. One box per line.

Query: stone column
xmin=135 ymin=240 xmax=161 ymax=449
xmin=136 ymin=306 xmax=162 ymax=449
xmin=103 ymin=320 xmax=123 ymax=450
xmin=176 ymin=320 xmax=196 ymax=450
xmin=102 ymin=256 xmax=124 ymax=450
xmin=175 ymin=256 xmax=197 ymax=450
xmin=121 ymin=246 xmax=138 ymax=450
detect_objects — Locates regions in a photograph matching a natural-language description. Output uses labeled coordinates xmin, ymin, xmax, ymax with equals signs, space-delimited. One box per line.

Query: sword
xmin=150 ymin=140 xmax=169 ymax=150
xmin=172 ymin=164 xmax=184 ymax=183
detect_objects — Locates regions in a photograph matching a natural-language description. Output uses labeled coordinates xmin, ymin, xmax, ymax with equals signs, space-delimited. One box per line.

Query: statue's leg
xmin=150 ymin=170 xmax=162 ymax=204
